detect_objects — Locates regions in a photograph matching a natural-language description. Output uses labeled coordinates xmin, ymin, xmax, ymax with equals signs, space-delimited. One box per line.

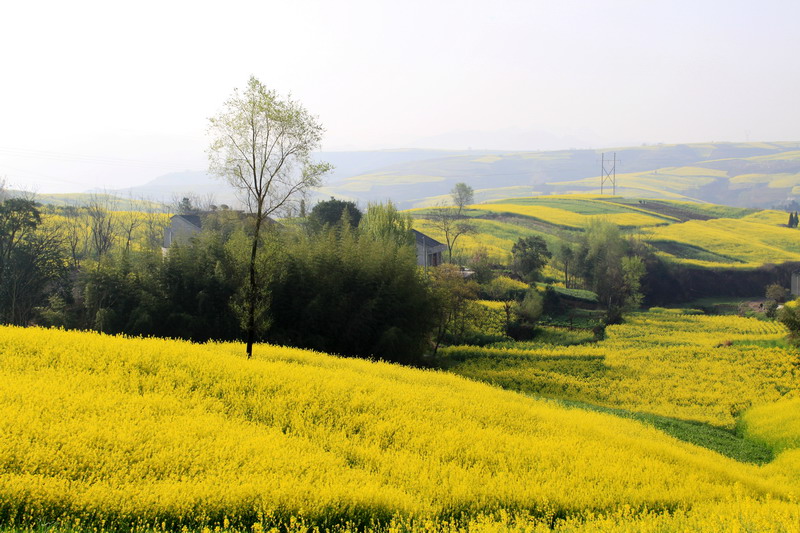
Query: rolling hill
xmin=0 ymin=325 xmax=798 ymax=531
xmin=16 ymin=141 xmax=800 ymax=212
xmin=410 ymin=195 xmax=800 ymax=272
xmin=318 ymin=141 xmax=800 ymax=209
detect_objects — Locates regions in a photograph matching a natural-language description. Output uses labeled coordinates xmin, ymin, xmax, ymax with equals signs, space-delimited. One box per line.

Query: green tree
xmin=0 ymin=198 xmax=40 ymax=286
xmin=510 ymin=236 xmax=552 ymax=282
xmin=766 ymin=283 xmax=789 ymax=303
xmin=208 ymin=76 xmax=331 ymax=358
xmin=764 ymin=283 xmax=790 ymax=319
xmin=571 ymin=220 xmax=645 ymax=323
xmin=265 ymin=225 xmax=435 ymax=363
xmin=309 ymin=197 xmax=362 ymax=229
xmin=451 ymin=182 xmax=474 ymax=215
xmin=778 ymin=300 xmax=800 ymax=341
xmin=509 ymin=288 xmax=544 ymax=339
xmin=359 ymin=201 xmax=414 ymax=246
xmin=0 ymin=221 xmax=67 ymax=325
xmin=553 ymin=242 xmax=575 ymax=288
xmin=429 ymin=263 xmax=480 ymax=354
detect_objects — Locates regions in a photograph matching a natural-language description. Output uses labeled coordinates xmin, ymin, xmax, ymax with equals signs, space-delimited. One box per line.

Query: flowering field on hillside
xmin=441 ymin=310 xmax=798 ymax=427
xmin=410 ymin=195 xmax=798 ymax=271
xmin=0 ymin=325 xmax=798 ymax=531
xmin=641 ymin=217 xmax=800 ymax=268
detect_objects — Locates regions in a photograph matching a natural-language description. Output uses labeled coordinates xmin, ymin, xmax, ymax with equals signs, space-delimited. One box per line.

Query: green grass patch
xmin=648 ymin=240 xmax=745 ymax=264
xmin=490 ymin=197 xmax=632 ymax=215
xmin=731 ymin=338 xmax=791 ymax=349
xmin=554 ymin=398 xmax=774 ymax=465
xmin=538 ymin=284 xmax=599 ymax=303
xmin=490 ymin=327 xmax=596 ymax=348
xmin=540 ymin=309 xmax=606 ymax=329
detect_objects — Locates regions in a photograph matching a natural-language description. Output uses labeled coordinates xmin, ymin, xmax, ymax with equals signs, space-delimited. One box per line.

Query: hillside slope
xmin=410 ymin=195 xmax=800 ymax=273
xmin=318 ymin=141 xmax=800 ymax=209
xmin=0 ymin=327 xmax=798 ymax=531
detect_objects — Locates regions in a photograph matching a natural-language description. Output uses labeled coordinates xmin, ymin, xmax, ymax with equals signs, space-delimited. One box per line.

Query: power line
xmin=600 ymin=152 xmax=618 ymax=195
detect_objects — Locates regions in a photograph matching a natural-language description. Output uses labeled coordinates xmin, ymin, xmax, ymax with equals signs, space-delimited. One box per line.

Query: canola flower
xmin=442 ymin=310 xmax=798 ymax=427
xmin=472 ymin=203 xmax=666 ymax=229
xmin=0 ymin=325 xmax=798 ymax=531
xmin=643 ymin=216 xmax=800 ymax=268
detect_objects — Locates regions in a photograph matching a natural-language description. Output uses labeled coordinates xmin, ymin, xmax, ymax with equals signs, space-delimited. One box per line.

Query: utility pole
xmin=600 ymin=152 xmax=617 ymax=195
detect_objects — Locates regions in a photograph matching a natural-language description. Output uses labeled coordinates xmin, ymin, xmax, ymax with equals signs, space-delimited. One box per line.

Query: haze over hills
xmin=315 ymin=141 xmax=800 ymax=209
xmin=24 ymin=141 xmax=800 ymax=211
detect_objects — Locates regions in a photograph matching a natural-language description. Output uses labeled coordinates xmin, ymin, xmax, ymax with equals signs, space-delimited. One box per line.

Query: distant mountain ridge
xmin=315 ymin=141 xmax=800 ymax=209
xmin=19 ymin=141 xmax=800 ymax=210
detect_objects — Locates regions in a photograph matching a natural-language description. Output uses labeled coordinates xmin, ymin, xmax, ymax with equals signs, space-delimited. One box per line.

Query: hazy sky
xmin=2 ymin=0 xmax=799 ymax=192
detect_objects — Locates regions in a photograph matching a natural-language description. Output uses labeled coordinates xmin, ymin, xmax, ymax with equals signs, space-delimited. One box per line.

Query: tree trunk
xmin=245 ymin=204 xmax=264 ymax=359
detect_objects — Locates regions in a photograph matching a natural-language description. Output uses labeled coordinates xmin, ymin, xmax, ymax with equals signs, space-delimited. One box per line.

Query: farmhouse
xmin=413 ymin=229 xmax=446 ymax=267
xmin=163 ymin=214 xmax=202 ymax=248
xmin=163 ymin=211 xmax=281 ymax=250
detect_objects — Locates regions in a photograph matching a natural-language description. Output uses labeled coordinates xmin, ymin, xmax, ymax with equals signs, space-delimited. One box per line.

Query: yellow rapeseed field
xmin=442 ymin=310 xmax=798 ymax=428
xmin=473 ymin=203 xmax=666 ymax=229
xmin=1 ymin=325 xmax=799 ymax=531
xmin=642 ymin=215 xmax=800 ymax=268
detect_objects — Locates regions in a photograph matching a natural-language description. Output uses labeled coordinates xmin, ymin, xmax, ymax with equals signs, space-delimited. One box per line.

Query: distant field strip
xmin=409 ymin=196 xmax=798 ymax=269
xmin=644 ymin=218 xmax=800 ymax=267
xmin=475 ymin=202 xmax=669 ymax=228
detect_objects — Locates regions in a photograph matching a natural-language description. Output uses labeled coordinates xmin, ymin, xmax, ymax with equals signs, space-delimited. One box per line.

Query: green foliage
xmin=777 ymin=299 xmax=800 ymax=340
xmin=466 ymin=247 xmax=494 ymax=284
xmin=537 ymin=283 xmax=599 ymax=303
xmin=429 ymin=264 xmax=481 ymax=353
xmin=265 ymin=225 xmax=435 ymax=363
xmin=765 ymin=283 xmax=789 ymax=303
xmin=490 ymin=327 xmax=597 ymax=348
xmin=0 ymin=199 xmax=69 ymax=325
xmin=507 ymin=289 xmax=544 ymax=339
xmin=76 ymin=233 xmax=241 ymax=340
xmin=451 ymin=182 xmax=474 ymax=214
xmin=510 ymin=235 xmax=551 ymax=282
xmin=482 ymin=275 xmax=528 ymax=300
xmin=513 ymin=289 xmax=544 ymax=325
xmin=570 ymin=220 xmax=645 ymax=322
xmin=555 ymin=399 xmax=773 ymax=465
xmin=359 ymin=201 xmax=414 ymax=246
xmin=208 ymin=76 xmax=331 ymax=358
xmin=309 ymin=197 xmax=362 ymax=229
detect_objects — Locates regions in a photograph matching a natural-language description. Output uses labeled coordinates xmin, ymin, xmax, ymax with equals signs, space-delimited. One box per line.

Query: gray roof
xmin=412 ymin=229 xmax=444 ymax=248
xmin=172 ymin=214 xmax=202 ymax=228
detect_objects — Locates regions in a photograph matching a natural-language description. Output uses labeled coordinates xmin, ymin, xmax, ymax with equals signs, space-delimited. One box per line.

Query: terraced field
xmin=410 ymin=194 xmax=798 ymax=269
xmin=319 ymin=141 xmax=800 ymax=210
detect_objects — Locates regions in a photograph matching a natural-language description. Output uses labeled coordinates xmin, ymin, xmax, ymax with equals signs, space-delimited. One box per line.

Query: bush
xmin=266 ymin=226 xmax=435 ymax=363
xmin=777 ymin=299 xmax=800 ymax=340
xmin=482 ymin=275 xmax=528 ymax=301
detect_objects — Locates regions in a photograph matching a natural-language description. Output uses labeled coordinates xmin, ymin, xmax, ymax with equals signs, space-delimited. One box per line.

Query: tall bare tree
xmin=208 ymin=76 xmax=331 ymax=358
xmin=87 ymin=194 xmax=116 ymax=260
xmin=61 ymin=204 xmax=89 ymax=267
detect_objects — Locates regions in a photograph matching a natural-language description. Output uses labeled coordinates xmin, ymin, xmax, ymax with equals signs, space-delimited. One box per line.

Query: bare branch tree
xmin=87 ymin=194 xmax=116 ymax=260
xmin=61 ymin=203 xmax=89 ymax=267
xmin=428 ymin=204 xmax=475 ymax=263
xmin=208 ymin=76 xmax=331 ymax=358
xmin=140 ymin=197 xmax=169 ymax=251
